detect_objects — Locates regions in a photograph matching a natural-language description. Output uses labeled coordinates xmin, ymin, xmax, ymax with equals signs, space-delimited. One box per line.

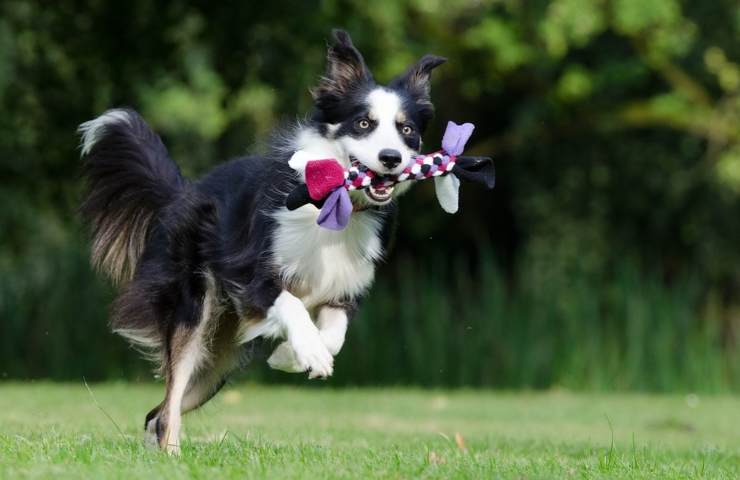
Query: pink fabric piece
xmin=304 ymin=159 xmax=345 ymax=201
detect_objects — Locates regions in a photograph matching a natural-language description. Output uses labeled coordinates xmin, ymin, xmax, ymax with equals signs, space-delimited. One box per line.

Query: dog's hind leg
xmin=154 ymin=322 xmax=208 ymax=454
xmin=144 ymin=355 xmax=235 ymax=451
xmin=145 ymin=311 xmax=241 ymax=449
xmin=151 ymin=278 xmax=221 ymax=454
xmin=144 ymin=402 xmax=163 ymax=446
xmin=179 ymin=339 xmax=242 ymax=414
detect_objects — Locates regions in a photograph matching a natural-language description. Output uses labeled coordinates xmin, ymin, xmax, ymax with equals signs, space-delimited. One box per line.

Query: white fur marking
xmin=158 ymin=274 xmax=217 ymax=454
xmin=160 ymin=337 xmax=201 ymax=455
xmin=338 ymin=88 xmax=415 ymax=175
xmin=113 ymin=328 xmax=161 ymax=350
xmin=316 ymin=307 xmax=348 ymax=356
xmin=78 ymin=109 xmax=132 ymax=156
xmin=245 ymin=291 xmax=333 ymax=377
xmin=267 ymin=305 xmax=349 ymax=372
xmin=272 ymin=207 xmax=383 ymax=308
xmin=288 ymin=128 xmax=348 ymax=178
xmin=144 ymin=417 xmax=159 ymax=448
xmin=369 ymin=89 xmax=402 ymax=122
xmin=266 ymin=341 xmax=307 ymax=373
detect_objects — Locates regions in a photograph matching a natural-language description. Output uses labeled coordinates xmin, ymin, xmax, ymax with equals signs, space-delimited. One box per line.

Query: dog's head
xmin=311 ymin=30 xmax=446 ymax=205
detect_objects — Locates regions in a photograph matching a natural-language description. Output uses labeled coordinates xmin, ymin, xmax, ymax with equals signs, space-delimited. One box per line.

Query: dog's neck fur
xmin=271 ymin=206 xmax=385 ymax=309
xmin=291 ymin=124 xmax=347 ymax=168
xmin=269 ymin=122 xmax=389 ymax=309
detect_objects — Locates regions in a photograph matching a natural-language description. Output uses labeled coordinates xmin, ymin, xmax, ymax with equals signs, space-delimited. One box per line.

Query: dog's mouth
xmin=348 ymin=154 xmax=395 ymax=205
xmin=364 ymin=184 xmax=394 ymax=204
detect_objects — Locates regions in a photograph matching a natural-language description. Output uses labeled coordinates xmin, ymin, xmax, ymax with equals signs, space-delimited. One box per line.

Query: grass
xmin=0 ymin=384 xmax=738 ymax=479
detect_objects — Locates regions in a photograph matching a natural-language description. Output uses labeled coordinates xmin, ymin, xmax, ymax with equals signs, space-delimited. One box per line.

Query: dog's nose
xmin=379 ymin=149 xmax=402 ymax=169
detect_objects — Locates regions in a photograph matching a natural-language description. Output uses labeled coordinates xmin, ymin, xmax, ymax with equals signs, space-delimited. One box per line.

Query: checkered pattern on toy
xmin=343 ymin=152 xmax=456 ymax=191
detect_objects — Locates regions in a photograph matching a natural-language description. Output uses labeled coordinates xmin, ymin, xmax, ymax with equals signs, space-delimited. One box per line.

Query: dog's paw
xmin=267 ymin=341 xmax=304 ymax=372
xmin=163 ymin=441 xmax=181 ymax=456
xmin=144 ymin=417 xmax=159 ymax=448
xmin=289 ymin=327 xmax=333 ymax=379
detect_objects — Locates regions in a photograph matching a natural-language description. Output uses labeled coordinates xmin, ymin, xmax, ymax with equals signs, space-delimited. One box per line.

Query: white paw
xmin=162 ymin=425 xmax=181 ymax=455
xmin=267 ymin=341 xmax=304 ymax=372
xmin=144 ymin=417 xmax=159 ymax=448
xmin=165 ymin=442 xmax=181 ymax=456
xmin=289 ymin=327 xmax=334 ymax=379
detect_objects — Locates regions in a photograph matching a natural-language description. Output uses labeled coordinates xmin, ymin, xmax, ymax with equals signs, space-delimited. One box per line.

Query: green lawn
xmin=0 ymin=383 xmax=738 ymax=479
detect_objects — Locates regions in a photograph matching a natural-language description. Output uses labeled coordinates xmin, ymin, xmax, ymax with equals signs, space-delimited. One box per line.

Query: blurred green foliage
xmin=0 ymin=0 xmax=738 ymax=389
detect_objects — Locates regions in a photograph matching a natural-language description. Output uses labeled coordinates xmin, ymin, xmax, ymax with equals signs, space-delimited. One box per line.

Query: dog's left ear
xmin=313 ymin=30 xmax=372 ymax=104
xmin=391 ymin=55 xmax=447 ymax=107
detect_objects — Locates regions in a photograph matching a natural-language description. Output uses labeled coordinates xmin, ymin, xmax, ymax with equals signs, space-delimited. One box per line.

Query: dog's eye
xmin=357 ymin=119 xmax=370 ymax=129
xmin=401 ymin=125 xmax=413 ymax=135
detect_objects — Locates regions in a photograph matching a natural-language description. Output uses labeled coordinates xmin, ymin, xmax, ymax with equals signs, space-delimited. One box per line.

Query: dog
xmin=78 ymin=29 xmax=445 ymax=453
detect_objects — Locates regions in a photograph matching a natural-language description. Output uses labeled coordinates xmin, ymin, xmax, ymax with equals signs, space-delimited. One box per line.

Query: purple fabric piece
xmin=441 ymin=121 xmax=475 ymax=156
xmin=317 ymin=188 xmax=352 ymax=230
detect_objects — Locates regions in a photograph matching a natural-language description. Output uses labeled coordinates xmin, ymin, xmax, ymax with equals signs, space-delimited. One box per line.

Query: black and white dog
xmin=79 ymin=30 xmax=445 ymax=453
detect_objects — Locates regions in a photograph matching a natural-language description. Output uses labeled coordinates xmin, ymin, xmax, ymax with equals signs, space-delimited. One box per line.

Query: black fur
xmin=79 ymin=109 xmax=186 ymax=284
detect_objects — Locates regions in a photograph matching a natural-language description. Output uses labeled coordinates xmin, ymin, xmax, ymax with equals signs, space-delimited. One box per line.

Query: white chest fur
xmin=271 ymin=206 xmax=384 ymax=308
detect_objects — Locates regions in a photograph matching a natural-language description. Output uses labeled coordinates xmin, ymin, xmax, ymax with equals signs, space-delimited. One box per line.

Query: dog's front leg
xmin=259 ymin=291 xmax=333 ymax=378
xmin=268 ymin=305 xmax=348 ymax=376
xmin=316 ymin=306 xmax=348 ymax=355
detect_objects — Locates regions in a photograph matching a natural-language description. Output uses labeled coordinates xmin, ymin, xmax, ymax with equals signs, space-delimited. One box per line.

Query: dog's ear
xmin=313 ymin=30 xmax=372 ymax=103
xmin=391 ymin=55 xmax=447 ymax=107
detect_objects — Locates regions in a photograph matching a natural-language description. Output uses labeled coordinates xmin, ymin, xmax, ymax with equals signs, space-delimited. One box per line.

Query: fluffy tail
xmin=79 ymin=108 xmax=185 ymax=285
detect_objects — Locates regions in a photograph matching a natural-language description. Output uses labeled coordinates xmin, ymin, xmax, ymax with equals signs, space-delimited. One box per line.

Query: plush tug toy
xmin=285 ymin=121 xmax=495 ymax=229
xmin=267 ymin=121 xmax=495 ymax=374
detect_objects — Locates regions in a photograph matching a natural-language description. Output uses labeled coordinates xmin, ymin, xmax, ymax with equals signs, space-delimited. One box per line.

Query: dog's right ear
xmin=312 ymin=29 xmax=372 ymax=103
xmin=391 ymin=55 xmax=446 ymax=108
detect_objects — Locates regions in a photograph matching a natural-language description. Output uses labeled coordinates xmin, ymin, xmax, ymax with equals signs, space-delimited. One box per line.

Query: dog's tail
xmin=78 ymin=108 xmax=185 ymax=285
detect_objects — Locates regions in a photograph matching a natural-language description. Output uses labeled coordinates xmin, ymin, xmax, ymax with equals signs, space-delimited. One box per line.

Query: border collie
xmin=78 ymin=30 xmax=445 ymax=453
